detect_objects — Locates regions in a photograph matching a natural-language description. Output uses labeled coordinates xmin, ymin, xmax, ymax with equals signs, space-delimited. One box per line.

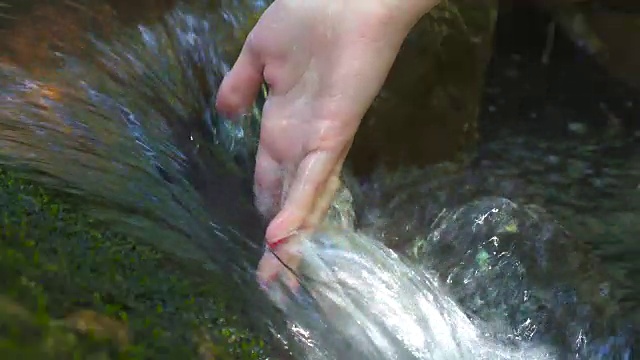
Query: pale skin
xmin=216 ymin=0 xmax=439 ymax=288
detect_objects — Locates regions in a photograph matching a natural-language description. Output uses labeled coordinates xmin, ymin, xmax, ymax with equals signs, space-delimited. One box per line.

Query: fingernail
xmin=267 ymin=236 xmax=289 ymax=251
xmin=266 ymin=228 xmax=301 ymax=250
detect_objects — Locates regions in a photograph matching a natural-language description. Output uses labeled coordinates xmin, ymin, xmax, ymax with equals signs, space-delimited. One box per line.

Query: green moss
xmin=0 ymin=169 xmax=265 ymax=359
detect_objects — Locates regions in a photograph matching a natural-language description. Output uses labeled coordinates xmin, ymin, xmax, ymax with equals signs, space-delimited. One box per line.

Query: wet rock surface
xmin=476 ymin=2 xmax=640 ymax=294
xmin=351 ymin=132 xmax=640 ymax=357
xmin=348 ymin=13 xmax=640 ymax=354
xmin=347 ymin=0 xmax=498 ymax=176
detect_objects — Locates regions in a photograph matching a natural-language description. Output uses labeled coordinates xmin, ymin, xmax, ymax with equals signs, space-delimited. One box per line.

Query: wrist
xmin=386 ymin=0 xmax=440 ymax=31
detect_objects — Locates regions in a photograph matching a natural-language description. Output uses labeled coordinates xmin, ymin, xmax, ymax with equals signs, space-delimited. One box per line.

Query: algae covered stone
xmin=0 ymin=170 xmax=265 ymax=359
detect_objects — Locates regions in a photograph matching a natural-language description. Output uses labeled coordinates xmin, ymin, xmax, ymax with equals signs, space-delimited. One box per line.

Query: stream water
xmin=0 ymin=0 xmax=637 ymax=359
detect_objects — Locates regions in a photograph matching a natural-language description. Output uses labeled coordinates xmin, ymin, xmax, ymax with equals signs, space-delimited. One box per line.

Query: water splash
xmin=356 ymin=165 xmax=638 ymax=359
xmin=260 ymin=188 xmax=556 ymax=359
xmin=274 ymin=190 xmax=636 ymax=358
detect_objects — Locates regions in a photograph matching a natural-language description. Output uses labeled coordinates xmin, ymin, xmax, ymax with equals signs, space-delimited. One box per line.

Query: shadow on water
xmin=0 ymin=0 xmax=638 ymax=359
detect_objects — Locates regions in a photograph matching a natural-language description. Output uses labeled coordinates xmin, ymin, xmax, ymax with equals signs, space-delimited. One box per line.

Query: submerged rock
xmin=352 ymin=133 xmax=639 ymax=358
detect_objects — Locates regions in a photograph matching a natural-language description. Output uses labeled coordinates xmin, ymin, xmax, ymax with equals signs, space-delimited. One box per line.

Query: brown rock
xmin=587 ymin=9 xmax=640 ymax=88
xmin=348 ymin=0 xmax=498 ymax=176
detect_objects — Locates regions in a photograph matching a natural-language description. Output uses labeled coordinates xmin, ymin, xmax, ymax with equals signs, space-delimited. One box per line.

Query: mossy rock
xmin=348 ymin=0 xmax=499 ymax=176
xmin=0 ymin=169 xmax=265 ymax=359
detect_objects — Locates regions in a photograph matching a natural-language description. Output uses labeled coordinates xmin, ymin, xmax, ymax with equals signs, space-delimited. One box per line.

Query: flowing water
xmin=0 ymin=0 xmax=637 ymax=359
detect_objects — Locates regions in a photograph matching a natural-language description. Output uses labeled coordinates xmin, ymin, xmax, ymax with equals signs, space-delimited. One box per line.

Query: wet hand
xmin=216 ymin=0 xmax=437 ymax=288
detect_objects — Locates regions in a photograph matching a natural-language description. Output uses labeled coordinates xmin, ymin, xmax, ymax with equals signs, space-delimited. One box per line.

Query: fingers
xmin=265 ymin=150 xmax=340 ymax=243
xmin=257 ymin=240 xmax=302 ymax=291
xmin=256 ymin=250 xmax=284 ymax=285
xmin=216 ymin=40 xmax=264 ymax=117
xmin=257 ymin=161 xmax=342 ymax=292
xmin=307 ymin=169 xmax=342 ymax=227
xmin=253 ymin=145 xmax=284 ymax=220
xmin=305 ymin=146 xmax=350 ymax=229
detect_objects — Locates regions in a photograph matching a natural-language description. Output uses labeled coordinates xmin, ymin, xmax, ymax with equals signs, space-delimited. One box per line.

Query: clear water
xmin=264 ymin=189 xmax=557 ymax=359
xmin=264 ymin=183 xmax=635 ymax=359
xmin=0 ymin=1 xmax=636 ymax=359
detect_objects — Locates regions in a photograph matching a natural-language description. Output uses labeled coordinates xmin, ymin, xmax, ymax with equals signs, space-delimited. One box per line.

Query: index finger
xmin=216 ymin=40 xmax=264 ymax=117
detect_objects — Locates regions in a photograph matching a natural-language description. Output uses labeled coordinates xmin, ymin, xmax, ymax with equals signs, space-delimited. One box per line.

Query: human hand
xmin=216 ymin=0 xmax=437 ymax=288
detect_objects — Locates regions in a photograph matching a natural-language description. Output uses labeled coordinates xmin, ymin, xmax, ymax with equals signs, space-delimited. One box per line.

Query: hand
xmin=216 ymin=0 xmax=436 ymax=288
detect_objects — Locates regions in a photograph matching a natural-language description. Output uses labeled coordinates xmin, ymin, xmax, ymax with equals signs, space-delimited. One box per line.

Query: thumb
xmin=216 ymin=42 xmax=264 ymax=117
